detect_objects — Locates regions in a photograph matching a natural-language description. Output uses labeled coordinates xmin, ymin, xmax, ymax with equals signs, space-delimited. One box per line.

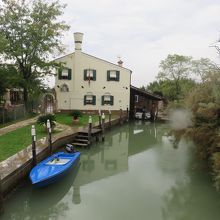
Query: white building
xmin=54 ymin=33 xmax=132 ymax=113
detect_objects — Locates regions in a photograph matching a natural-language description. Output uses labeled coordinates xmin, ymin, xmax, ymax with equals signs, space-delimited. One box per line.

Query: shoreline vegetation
xmin=144 ymin=53 xmax=220 ymax=191
xmin=169 ymin=90 xmax=220 ymax=191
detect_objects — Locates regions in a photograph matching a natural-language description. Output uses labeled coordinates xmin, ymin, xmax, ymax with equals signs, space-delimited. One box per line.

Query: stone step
xmin=74 ymin=138 xmax=89 ymax=143
xmin=76 ymin=134 xmax=89 ymax=139
xmin=72 ymin=142 xmax=88 ymax=147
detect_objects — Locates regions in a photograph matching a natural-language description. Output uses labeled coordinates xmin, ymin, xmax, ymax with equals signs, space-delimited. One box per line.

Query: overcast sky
xmin=51 ymin=0 xmax=220 ymax=87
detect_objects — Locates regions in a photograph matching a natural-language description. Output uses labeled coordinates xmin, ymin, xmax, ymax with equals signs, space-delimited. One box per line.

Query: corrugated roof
xmin=130 ymin=85 xmax=162 ymax=100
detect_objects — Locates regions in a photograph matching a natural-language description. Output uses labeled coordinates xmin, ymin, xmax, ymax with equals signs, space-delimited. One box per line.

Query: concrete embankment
xmin=0 ymin=116 xmax=127 ymax=197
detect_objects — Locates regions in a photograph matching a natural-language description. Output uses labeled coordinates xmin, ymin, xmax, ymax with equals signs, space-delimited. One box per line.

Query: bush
xmin=70 ymin=110 xmax=82 ymax=119
xmin=37 ymin=114 xmax=56 ymax=127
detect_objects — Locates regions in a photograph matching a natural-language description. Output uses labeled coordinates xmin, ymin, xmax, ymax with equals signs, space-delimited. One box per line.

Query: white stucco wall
xmin=55 ymin=50 xmax=131 ymax=111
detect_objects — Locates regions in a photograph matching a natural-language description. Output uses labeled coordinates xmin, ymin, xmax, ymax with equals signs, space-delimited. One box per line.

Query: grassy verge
xmin=0 ymin=123 xmax=57 ymax=162
xmin=55 ymin=113 xmax=100 ymax=127
xmin=0 ymin=113 xmax=119 ymax=162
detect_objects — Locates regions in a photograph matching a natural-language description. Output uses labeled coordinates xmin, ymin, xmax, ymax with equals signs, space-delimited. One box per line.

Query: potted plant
xmin=70 ymin=110 xmax=82 ymax=124
xmin=37 ymin=114 xmax=56 ymax=131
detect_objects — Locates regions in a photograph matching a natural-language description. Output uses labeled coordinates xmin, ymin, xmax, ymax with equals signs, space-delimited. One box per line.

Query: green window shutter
xmin=101 ymin=96 xmax=104 ymax=105
xmin=84 ymin=69 xmax=87 ymax=80
xmin=93 ymin=70 xmax=96 ymax=81
xmin=84 ymin=95 xmax=86 ymax=105
xmin=58 ymin=69 xmax=62 ymax=79
xmin=110 ymin=96 xmax=114 ymax=105
xmin=107 ymin=71 xmax=110 ymax=81
xmin=116 ymin=71 xmax=120 ymax=81
xmin=68 ymin=69 xmax=72 ymax=80
xmin=93 ymin=96 xmax=96 ymax=105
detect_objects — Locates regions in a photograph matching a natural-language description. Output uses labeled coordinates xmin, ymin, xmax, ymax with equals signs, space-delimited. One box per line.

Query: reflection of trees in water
xmin=162 ymin=172 xmax=220 ymax=220
xmin=162 ymin=180 xmax=191 ymax=220
xmin=4 ymin=196 xmax=69 ymax=220
xmin=31 ymin=201 xmax=69 ymax=220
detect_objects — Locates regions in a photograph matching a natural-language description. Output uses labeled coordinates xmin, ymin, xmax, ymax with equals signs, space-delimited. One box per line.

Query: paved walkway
xmin=0 ymin=117 xmax=38 ymax=136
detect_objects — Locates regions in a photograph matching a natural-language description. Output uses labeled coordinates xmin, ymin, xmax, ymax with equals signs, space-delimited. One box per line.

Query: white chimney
xmin=74 ymin=32 xmax=83 ymax=51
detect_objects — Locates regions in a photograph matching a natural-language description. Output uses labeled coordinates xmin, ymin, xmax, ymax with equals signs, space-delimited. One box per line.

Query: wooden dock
xmin=72 ymin=128 xmax=102 ymax=147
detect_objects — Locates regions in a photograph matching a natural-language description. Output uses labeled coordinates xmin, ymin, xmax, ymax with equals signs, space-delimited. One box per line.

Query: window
xmin=10 ymin=89 xmax=23 ymax=105
xmin=107 ymin=70 xmax=120 ymax=81
xmin=58 ymin=68 xmax=72 ymax=80
xmin=102 ymin=95 xmax=114 ymax=105
xmin=60 ymin=84 xmax=69 ymax=92
xmin=84 ymin=95 xmax=96 ymax=105
xmin=84 ymin=69 xmax=96 ymax=81
xmin=135 ymin=95 xmax=139 ymax=102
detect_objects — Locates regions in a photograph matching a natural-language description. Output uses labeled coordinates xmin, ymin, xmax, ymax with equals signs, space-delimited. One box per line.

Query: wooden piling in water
xmin=126 ymin=107 xmax=129 ymax=122
xmin=101 ymin=113 xmax=105 ymax=142
xmin=108 ymin=110 xmax=111 ymax=129
xmin=88 ymin=116 xmax=92 ymax=145
xmin=31 ymin=125 xmax=37 ymax=166
xmin=120 ymin=109 xmax=123 ymax=125
xmin=0 ymin=175 xmax=4 ymax=215
xmin=98 ymin=109 xmax=102 ymax=129
xmin=47 ymin=119 xmax=52 ymax=155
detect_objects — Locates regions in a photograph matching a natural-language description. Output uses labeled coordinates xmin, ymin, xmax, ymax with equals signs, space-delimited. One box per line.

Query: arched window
xmin=60 ymin=84 xmax=69 ymax=92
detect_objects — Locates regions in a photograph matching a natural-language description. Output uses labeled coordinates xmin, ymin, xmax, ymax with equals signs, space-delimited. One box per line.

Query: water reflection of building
xmin=72 ymin=128 xmax=129 ymax=203
xmin=128 ymin=121 xmax=159 ymax=156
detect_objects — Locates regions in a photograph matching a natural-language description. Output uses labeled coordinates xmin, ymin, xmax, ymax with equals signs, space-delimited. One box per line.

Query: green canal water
xmin=1 ymin=121 xmax=220 ymax=220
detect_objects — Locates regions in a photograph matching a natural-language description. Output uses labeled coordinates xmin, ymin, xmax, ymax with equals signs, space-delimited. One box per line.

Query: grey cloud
xmin=51 ymin=0 xmax=220 ymax=87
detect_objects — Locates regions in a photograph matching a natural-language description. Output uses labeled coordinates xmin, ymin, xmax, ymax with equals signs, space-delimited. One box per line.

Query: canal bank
xmin=1 ymin=121 xmax=220 ymax=220
xmin=0 ymin=115 xmax=127 ymax=198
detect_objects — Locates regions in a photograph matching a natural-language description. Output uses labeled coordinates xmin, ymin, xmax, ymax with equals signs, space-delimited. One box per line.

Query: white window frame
xmin=61 ymin=69 xmax=69 ymax=77
xmin=109 ymin=70 xmax=117 ymax=79
xmin=85 ymin=95 xmax=94 ymax=104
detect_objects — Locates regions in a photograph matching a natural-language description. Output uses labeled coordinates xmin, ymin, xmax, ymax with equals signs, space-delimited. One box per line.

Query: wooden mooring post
xmin=47 ymin=119 xmax=52 ymax=155
xmin=31 ymin=125 xmax=37 ymax=166
xmin=126 ymin=107 xmax=129 ymax=122
xmin=101 ymin=113 xmax=105 ymax=142
xmin=120 ymin=109 xmax=123 ymax=125
xmin=108 ymin=110 xmax=111 ymax=129
xmin=0 ymin=175 xmax=4 ymax=215
xmin=98 ymin=109 xmax=102 ymax=129
xmin=88 ymin=116 xmax=92 ymax=145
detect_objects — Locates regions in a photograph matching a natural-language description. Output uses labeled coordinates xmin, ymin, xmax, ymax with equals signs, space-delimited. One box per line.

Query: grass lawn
xmin=0 ymin=123 xmax=54 ymax=162
xmin=0 ymin=113 xmax=119 ymax=162
xmin=55 ymin=113 xmax=100 ymax=127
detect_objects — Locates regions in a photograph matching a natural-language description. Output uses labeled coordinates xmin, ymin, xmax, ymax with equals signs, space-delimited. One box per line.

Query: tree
xmin=192 ymin=58 xmax=216 ymax=83
xmin=147 ymin=79 xmax=196 ymax=101
xmin=0 ymin=0 xmax=69 ymax=109
xmin=157 ymin=54 xmax=192 ymax=100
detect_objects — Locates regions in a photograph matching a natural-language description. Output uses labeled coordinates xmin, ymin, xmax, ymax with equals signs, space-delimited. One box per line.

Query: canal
xmin=1 ymin=121 xmax=220 ymax=220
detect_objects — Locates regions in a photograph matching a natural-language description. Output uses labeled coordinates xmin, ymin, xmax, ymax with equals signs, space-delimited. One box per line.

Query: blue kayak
xmin=29 ymin=151 xmax=80 ymax=187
